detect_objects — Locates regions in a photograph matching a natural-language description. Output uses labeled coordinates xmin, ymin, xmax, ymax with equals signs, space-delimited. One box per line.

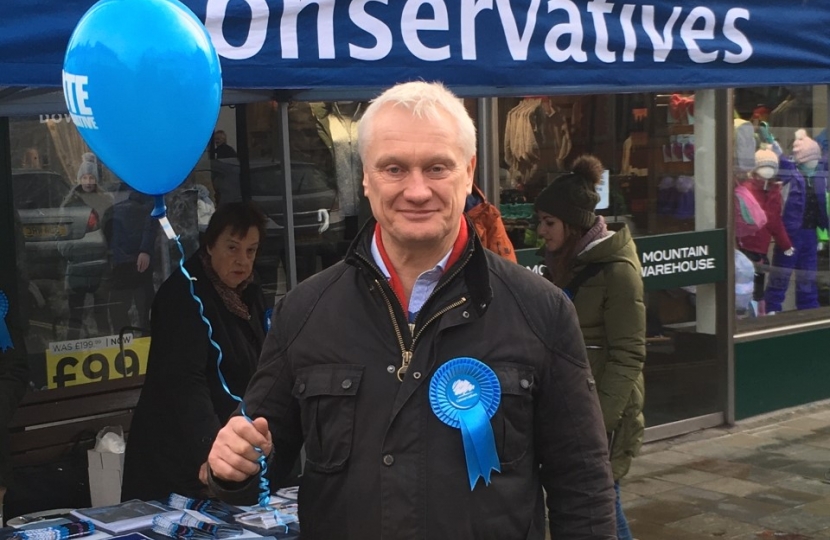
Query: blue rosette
xmin=0 ymin=290 xmax=13 ymax=352
xmin=429 ymin=357 xmax=501 ymax=490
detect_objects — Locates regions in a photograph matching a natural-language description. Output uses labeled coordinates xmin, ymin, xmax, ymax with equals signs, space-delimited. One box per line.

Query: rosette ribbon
xmin=429 ymin=357 xmax=501 ymax=490
xmin=0 ymin=290 xmax=13 ymax=352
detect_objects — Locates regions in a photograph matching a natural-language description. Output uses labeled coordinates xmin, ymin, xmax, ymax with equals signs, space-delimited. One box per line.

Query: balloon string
xmin=173 ymin=236 xmax=271 ymax=508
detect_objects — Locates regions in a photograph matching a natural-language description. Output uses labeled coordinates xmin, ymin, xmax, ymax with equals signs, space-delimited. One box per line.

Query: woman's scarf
xmin=575 ymin=216 xmax=610 ymax=256
xmin=198 ymin=250 xmax=253 ymax=320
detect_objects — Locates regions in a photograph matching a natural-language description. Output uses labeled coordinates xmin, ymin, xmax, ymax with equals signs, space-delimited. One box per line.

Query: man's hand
xmin=208 ymin=416 xmax=272 ymax=482
xmin=136 ymin=252 xmax=150 ymax=273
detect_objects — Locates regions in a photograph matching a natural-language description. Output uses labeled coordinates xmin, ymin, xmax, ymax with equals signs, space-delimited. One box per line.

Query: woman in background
xmin=535 ymin=155 xmax=646 ymax=540
xmin=122 ymin=201 xmax=269 ymax=501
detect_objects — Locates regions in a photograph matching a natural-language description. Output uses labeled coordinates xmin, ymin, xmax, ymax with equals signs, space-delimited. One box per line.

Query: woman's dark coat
xmin=121 ymin=250 xmax=267 ymax=501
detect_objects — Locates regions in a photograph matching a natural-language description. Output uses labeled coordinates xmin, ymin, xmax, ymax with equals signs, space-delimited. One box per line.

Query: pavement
xmin=621 ymin=399 xmax=830 ymax=539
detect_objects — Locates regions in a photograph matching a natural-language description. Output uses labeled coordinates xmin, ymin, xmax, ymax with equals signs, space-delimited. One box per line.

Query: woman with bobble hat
xmin=737 ymin=144 xmax=792 ymax=316
xmin=59 ymin=152 xmax=113 ymax=339
xmin=535 ymin=155 xmax=645 ymax=540
xmin=62 ymin=152 xmax=112 ymax=217
xmin=765 ymin=129 xmax=828 ymax=313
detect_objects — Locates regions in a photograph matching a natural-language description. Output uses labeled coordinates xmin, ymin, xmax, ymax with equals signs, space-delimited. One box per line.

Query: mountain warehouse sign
xmin=516 ymin=229 xmax=726 ymax=290
xmin=641 ymin=245 xmax=716 ymax=276
xmin=636 ymin=230 xmax=726 ymax=290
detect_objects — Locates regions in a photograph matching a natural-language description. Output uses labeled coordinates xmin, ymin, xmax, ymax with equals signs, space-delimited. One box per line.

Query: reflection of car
xmin=248 ymin=159 xmax=345 ymax=245
xmin=12 ymin=169 xmax=108 ymax=281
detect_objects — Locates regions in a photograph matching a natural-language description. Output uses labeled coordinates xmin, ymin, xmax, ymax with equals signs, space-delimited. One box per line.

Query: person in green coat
xmin=534 ymin=155 xmax=646 ymax=540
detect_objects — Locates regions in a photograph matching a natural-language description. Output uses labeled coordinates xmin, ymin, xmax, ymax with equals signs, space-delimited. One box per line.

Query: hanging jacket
xmin=209 ymin=218 xmax=616 ymax=540
xmin=465 ymin=184 xmax=517 ymax=263
xmin=779 ymin=156 xmax=829 ymax=233
xmin=558 ymin=225 xmax=646 ymax=481
xmin=737 ymin=177 xmax=792 ymax=254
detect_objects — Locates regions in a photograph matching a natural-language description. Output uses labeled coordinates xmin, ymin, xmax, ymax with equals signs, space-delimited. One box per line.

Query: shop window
xmin=500 ymin=92 xmax=725 ymax=426
xmin=733 ymin=85 xmax=830 ymax=327
xmin=8 ymin=107 xmax=234 ymax=392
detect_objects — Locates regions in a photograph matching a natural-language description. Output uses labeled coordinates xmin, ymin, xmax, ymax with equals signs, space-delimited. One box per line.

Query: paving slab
xmin=665 ymin=512 xmax=763 ymax=538
xmin=693 ymin=477 xmax=770 ymax=497
xmin=626 ymin=400 xmax=830 ymax=539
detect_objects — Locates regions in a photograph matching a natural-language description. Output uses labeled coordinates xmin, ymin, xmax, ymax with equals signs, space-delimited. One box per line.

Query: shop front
xmin=1 ymin=0 xmax=830 ymax=514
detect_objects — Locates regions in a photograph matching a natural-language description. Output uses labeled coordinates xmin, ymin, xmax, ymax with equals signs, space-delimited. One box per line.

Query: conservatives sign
xmin=2 ymin=1 xmax=830 ymax=89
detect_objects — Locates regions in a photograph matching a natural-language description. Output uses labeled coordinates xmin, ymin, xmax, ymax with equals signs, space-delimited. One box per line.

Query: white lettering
xmin=544 ymin=0 xmax=588 ymax=62
xmin=723 ymin=8 xmax=752 ymax=63
xmin=587 ymin=0 xmax=615 ymax=63
xmin=641 ymin=5 xmax=681 ymax=62
xmin=402 ymin=0 xmax=450 ymax=61
xmin=350 ymin=0 xmax=393 ymax=61
xmin=281 ymin=0 xmax=335 ymax=59
xmin=206 ymin=0 xmax=269 ymax=60
xmin=681 ymin=7 xmax=718 ymax=63
xmin=460 ymin=0 xmax=492 ymax=61
xmin=620 ymin=4 xmax=636 ymax=61
xmin=496 ymin=0 xmax=541 ymax=61
xmin=70 ymin=113 xmax=97 ymax=129
xmin=62 ymin=71 xmax=76 ymax=113
xmin=62 ymin=71 xmax=92 ymax=115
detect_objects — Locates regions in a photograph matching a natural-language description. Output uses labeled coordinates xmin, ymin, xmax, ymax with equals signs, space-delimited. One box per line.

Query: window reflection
xmin=733 ymin=85 xmax=830 ymax=322
xmin=498 ymin=92 xmax=720 ymax=426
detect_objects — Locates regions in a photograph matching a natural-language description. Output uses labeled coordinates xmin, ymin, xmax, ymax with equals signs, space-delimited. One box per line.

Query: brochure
xmin=71 ymin=500 xmax=173 ymax=534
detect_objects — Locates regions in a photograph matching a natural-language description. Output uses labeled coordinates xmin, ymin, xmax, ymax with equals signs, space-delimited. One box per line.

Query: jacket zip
xmin=357 ymin=251 xmax=472 ymax=381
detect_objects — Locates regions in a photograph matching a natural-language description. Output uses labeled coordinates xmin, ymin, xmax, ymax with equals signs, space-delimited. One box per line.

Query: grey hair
xmin=357 ymin=81 xmax=476 ymax=162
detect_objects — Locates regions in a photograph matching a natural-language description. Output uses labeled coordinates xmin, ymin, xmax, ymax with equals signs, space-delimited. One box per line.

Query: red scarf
xmin=374 ymin=217 xmax=469 ymax=313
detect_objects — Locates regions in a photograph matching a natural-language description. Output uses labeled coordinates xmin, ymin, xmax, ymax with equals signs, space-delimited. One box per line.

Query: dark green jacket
xmin=562 ymin=225 xmax=646 ymax=480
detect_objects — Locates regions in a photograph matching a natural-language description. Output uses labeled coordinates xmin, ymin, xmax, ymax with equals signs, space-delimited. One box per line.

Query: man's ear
xmin=466 ymin=155 xmax=477 ymax=195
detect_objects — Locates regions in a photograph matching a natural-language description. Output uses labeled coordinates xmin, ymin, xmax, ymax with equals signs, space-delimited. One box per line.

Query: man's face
xmin=362 ymin=104 xmax=475 ymax=251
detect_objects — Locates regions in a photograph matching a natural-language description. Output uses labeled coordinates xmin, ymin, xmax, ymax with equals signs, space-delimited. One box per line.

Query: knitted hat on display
xmin=76 ymin=152 xmax=99 ymax=183
xmin=534 ymin=155 xmax=603 ymax=229
xmin=792 ymin=129 xmax=821 ymax=164
xmin=754 ymin=144 xmax=779 ymax=177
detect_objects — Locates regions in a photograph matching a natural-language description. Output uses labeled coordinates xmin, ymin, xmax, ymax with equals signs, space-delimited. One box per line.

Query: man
xmin=212 ymin=130 xmax=238 ymax=159
xmin=207 ymin=82 xmax=616 ymax=539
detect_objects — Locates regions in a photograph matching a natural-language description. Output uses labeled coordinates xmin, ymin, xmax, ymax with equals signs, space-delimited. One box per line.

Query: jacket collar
xmin=345 ymin=216 xmax=493 ymax=314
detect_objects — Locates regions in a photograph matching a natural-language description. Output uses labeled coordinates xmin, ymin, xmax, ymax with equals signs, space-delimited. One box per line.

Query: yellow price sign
xmin=46 ymin=334 xmax=152 ymax=389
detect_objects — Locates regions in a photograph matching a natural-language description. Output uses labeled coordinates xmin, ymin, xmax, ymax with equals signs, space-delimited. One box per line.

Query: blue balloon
xmin=63 ymin=0 xmax=222 ymax=196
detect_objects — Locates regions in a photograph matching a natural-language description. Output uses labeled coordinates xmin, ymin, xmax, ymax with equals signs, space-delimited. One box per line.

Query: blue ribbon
xmin=430 ymin=357 xmax=501 ymax=490
xmin=172 ymin=236 xmax=271 ymax=508
xmin=0 ymin=290 xmax=14 ymax=352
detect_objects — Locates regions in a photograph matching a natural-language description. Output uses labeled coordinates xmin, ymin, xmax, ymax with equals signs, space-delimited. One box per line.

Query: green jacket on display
xmin=564 ymin=225 xmax=646 ymax=481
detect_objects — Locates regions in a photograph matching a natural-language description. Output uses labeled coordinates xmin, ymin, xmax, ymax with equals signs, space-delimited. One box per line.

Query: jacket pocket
xmin=491 ymin=362 xmax=535 ymax=469
xmin=292 ymin=364 xmax=364 ymax=473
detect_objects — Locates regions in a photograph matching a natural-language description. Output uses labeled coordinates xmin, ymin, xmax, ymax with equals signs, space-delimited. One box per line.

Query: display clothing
xmin=310 ymin=102 xmax=364 ymax=218
xmin=736 ymin=177 xmax=791 ymax=303
xmin=465 ymin=184 xmax=517 ymax=262
xmin=210 ymin=218 xmax=616 ymax=540
xmin=765 ymin=156 xmax=828 ymax=312
xmin=121 ymin=249 xmax=268 ymax=501
xmin=737 ymin=177 xmax=792 ymax=255
xmin=553 ymin=224 xmax=646 ymax=481
xmin=767 ymin=228 xmax=822 ymax=311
